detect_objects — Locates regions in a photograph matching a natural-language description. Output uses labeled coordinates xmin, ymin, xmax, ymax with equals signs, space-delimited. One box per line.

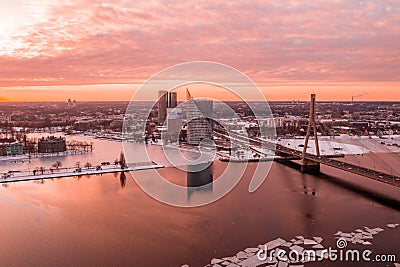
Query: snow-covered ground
xmin=0 ymin=162 xmax=163 ymax=184
xmin=0 ymin=154 xmax=30 ymax=162
xmin=277 ymin=134 xmax=400 ymax=155
xmin=0 ymin=150 xmax=91 ymax=162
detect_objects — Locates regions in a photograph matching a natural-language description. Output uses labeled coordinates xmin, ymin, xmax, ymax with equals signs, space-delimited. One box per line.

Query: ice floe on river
xmin=182 ymin=222 xmax=399 ymax=267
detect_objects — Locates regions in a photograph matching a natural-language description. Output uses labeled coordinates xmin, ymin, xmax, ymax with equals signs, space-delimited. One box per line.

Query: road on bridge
xmin=213 ymin=130 xmax=400 ymax=188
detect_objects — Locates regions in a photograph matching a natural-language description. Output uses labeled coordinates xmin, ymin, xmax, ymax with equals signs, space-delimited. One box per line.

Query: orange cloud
xmin=0 ymin=0 xmax=399 ymax=100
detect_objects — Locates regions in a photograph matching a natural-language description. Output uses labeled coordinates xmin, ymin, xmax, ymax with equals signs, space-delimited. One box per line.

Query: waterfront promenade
xmin=0 ymin=162 xmax=163 ymax=183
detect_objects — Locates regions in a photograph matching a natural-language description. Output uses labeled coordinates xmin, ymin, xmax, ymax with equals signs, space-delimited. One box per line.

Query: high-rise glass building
xmin=168 ymin=92 xmax=177 ymax=108
xmin=157 ymin=90 xmax=168 ymax=124
xmin=185 ymin=99 xmax=213 ymax=145
xmin=158 ymin=90 xmax=178 ymax=125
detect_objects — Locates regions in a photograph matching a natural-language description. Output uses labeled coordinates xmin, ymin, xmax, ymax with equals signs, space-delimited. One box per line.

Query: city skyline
xmin=1 ymin=2 xmax=399 ymax=266
xmin=0 ymin=1 xmax=399 ymax=102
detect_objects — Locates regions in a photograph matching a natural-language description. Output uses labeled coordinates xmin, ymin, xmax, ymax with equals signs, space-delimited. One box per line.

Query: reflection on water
xmin=0 ymin=161 xmax=399 ymax=267
xmin=120 ymin=172 xmax=126 ymax=188
xmin=1 ymin=136 xmax=400 ymax=266
xmin=187 ymin=162 xmax=213 ymax=200
xmin=301 ymin=174 xmax=317 ymax=197
xmin=187 ymin=162 xmax=213 ymax=187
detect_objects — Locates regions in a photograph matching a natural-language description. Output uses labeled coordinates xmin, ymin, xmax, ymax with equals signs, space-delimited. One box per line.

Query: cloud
xmin=0 ymin=0 xmax=399 ymax=90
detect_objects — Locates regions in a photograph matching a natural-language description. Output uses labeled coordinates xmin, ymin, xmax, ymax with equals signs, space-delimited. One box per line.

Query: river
xmin=0 ymin=135 xmax=399 ymax=266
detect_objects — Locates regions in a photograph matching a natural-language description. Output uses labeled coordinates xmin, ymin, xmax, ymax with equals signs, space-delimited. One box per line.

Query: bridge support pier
xmin=301 ymin=93 xmax=320 ymax=174
xmin=301 ymin=159 xmax=320 ymax=173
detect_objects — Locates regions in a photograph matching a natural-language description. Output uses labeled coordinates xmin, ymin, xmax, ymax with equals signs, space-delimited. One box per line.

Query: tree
xmin=119 ymin=151 xmax=126 ymax=169
xmin=52 ymin=161 xmax=62 ymax=169
xmin=84 ymin=162 xmax=92 ymax=169
xmin=75 ymin=161 xmax=81 ymax=168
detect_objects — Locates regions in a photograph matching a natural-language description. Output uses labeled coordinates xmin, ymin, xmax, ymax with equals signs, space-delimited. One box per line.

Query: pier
xmin=0 ymin=162 xmax=163 ymax=184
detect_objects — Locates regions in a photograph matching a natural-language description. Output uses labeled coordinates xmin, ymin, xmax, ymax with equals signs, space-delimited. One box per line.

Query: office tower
xmin=185 ymin=90 xmax=213 ymax=145
xmin=158 ymin=90 xmax=178 ymax=125
xmin=166 ymin=107 xmax=184 ymax=135
xmin=158 ymin=90 xmax=168 ymax=124
xmin=168 ymin=92 xmax=177 ymax=108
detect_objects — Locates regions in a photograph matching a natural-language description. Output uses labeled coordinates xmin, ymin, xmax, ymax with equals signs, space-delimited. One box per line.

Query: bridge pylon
xmin=301 ymin=93 xmax=320 ymax=173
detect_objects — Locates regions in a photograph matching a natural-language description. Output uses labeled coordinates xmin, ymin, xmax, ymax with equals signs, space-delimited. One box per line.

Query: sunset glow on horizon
xmin=0 ymin=0 xmax=399 ymax=102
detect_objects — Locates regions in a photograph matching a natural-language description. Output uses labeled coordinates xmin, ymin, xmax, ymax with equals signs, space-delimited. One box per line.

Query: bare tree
xmin=84 ymin=162 xmax=92 ymax=169
xmin=52 ymin=161 xmax=62 ymax=169
xmin=119 ymin=151 xmax=126 ymax=169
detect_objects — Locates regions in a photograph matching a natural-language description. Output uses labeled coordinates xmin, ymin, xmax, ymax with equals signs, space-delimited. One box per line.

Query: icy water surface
xmin=0 ymin=158 xmax=399 ymax=266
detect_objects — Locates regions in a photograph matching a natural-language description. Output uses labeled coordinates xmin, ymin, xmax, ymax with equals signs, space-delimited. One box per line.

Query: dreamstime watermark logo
xmin=256 ymin=238 xmax=396 ymax=263
xmin=122 ymin=61 xmax=276 ymax=207
xmin=336 ymin=237 xmax=348 ymax=249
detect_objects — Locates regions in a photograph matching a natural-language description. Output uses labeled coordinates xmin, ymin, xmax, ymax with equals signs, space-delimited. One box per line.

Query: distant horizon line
xmin=1 ymin=100 xmax=400 ymax=103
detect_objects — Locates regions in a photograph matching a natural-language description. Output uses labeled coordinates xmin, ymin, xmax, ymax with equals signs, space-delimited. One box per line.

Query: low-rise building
xmin=23 ymin=141 xmax=36 ymax=154
xmin=38 ymin=136 xmax=67 ymax=153
xmin=0 ymin=141 xmax=23 ymax=156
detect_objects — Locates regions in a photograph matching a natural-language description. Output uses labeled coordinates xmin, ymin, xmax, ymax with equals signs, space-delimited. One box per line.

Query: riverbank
xmin=0 ymin=150 xmax=92 ymax=163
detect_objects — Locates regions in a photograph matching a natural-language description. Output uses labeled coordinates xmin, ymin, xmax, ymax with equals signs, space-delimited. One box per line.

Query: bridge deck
xmin=276 ymin=144 xmax=400 ymax=187
xmin=214 ymin=130 xmax=400 ymax=188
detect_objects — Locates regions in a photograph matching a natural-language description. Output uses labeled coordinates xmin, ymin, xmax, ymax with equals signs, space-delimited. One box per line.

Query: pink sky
xmin=0 ymin=0 xmax=399 ymax=101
